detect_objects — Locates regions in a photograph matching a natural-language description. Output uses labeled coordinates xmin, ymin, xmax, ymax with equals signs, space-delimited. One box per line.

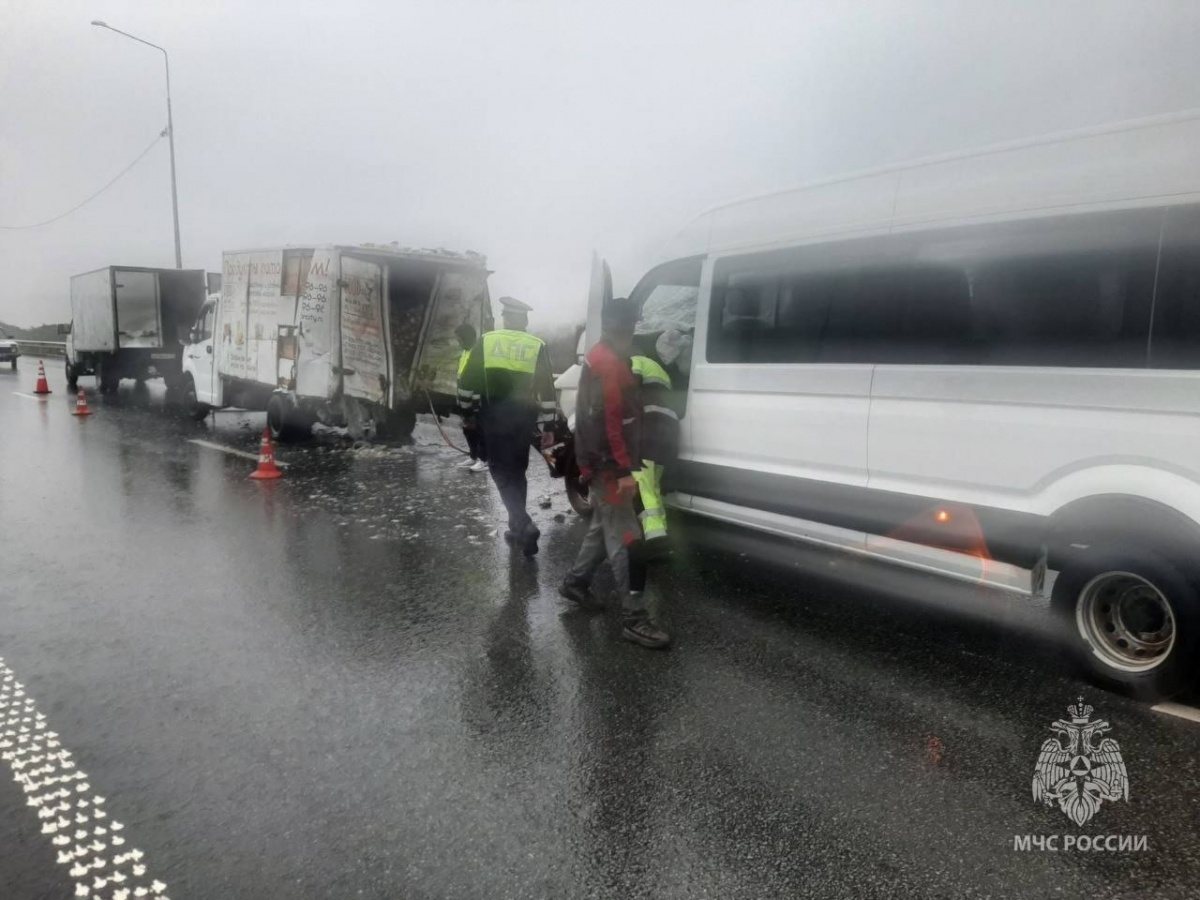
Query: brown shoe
xmin=621 ymin=617 xmax=671 ymax=649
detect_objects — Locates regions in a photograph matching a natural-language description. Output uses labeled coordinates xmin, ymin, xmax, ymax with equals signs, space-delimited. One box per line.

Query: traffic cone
xmin=71 ymin=389 xmax=92 ymax=417
xmin=33 ymin=360 xmax=51 ymax=395
xmin=249 ymin=428 xmax=283 ymax=480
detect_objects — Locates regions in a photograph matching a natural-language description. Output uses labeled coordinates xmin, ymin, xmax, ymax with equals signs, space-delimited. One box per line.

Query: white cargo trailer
xmin=182 ymin=244 xmax=493 ymax=439
xmin=64 ymin=266 xmax=207 ymax=393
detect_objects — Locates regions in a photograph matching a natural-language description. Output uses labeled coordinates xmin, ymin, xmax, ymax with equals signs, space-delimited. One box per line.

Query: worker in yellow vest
xmin=458 ymin=297 xmax=557 ymax=556
xmin=630 ymin=353 xmax=680 ymax=555
xmin=454 ymin=324 xmax=489 ymax=472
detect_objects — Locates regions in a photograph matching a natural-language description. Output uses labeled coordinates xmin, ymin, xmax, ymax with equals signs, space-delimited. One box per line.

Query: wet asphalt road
xmin=2 ymin=363 xmax=1200 ymax=900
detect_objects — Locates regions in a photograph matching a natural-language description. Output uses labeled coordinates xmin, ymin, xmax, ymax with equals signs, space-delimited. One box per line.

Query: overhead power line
xmin=0 ymin=130 xmax=166 ymax=230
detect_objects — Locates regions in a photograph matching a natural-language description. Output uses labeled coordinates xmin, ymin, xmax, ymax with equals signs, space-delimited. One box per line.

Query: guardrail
xmin=16 ymin=341 xmax=67 ymax=358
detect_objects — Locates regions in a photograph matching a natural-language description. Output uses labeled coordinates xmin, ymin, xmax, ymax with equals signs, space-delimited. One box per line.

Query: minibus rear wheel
xmin=1052 ymin=544 xmax=1199 ymax=699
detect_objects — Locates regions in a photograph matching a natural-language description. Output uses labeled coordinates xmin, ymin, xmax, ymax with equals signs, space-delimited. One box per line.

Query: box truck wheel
xmin=97 ymin=360 xmax=119 ymax=395
xmin=65 ymin=359 xmax=78 ymax=391
xmin=183 ymin=375 xmax=210 ymax=422
xmin=267 ymin=394 xmax=313 ymax=442
xmin=1052 ymin=543 xmax=1200 ymax=700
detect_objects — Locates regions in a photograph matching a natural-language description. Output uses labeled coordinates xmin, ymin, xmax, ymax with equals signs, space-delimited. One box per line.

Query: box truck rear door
xmin=338 ymin=256 xmax=391 ymax=406
xmin=114 ymin=270 xmax=163 ymax=348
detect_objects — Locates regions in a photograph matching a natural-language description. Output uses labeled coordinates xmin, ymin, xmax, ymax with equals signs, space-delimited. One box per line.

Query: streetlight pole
xmin=91 ymin=20 xmax=182 ymax=269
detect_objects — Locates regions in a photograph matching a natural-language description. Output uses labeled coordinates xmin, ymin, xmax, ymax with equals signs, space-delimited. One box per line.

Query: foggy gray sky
xmin=3 ymin=0 xmax=1200 ymax=330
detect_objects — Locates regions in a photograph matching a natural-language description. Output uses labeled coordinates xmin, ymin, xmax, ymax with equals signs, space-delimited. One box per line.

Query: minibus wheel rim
xmin=1076 ymin=570 xmax=1176 ymax=673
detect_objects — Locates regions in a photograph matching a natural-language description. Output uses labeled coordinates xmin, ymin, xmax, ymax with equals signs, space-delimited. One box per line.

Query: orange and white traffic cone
xmin=71 ymin=388 xmax=92 ymax=417
xmin=249 ymin=428 xmax=283 ymax=480
xmin=33 ymin=360 xmax=51 ymax=395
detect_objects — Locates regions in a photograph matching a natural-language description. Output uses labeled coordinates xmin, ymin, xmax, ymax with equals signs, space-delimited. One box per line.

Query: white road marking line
xmin=0 ymin=657 xmax=172 ymax=899
xmin=188 ymin=438 xmax=289 ymax=467
xmin=13 ymin=392 xmax=48 ymax=401
xmin=1150 ymin=701 xmax=1200 ymax=724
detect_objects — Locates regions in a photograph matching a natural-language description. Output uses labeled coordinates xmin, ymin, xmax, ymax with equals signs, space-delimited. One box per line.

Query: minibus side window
xmin=1149 ymin=204 xmax=1200 ymax=370
xmin=903 ymin=207 xmax=1161 ymax=368
xmin=708 ymin=206 xmax=1163 ymax=368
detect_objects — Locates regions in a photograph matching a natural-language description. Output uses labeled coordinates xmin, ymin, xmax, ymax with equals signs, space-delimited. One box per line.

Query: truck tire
xmin=65 ymin=359 xmax=78 ymax=391
xmin=10 ymin=359 xmax=16 ymax=370
xmin=183 ymin=375 xmax=210 ymax=422
xmin=1051 ymin=543 xmax=1200 ymax=700
xmin=373 ymin=407 xmax=416 ymax=441
xmin=267 ymin=394 xmax=312 ymax=443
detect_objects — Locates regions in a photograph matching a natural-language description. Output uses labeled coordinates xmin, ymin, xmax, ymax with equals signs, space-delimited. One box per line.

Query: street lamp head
xmin=91 ymin=20 xmax=109 ymax=27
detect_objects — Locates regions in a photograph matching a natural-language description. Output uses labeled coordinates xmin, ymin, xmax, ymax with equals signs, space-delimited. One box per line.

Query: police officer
xmin=458 ymin=297 xmax=557 ymax=556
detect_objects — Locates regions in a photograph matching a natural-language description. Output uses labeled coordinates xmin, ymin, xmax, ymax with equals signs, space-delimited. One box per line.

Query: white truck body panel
xmin=218 ymin=250 xmax=289 ymax=386
xmin=70 ymin=268 xmax=117 ymax=352
xmin=295 ymin=249 xmax=338 ymax=399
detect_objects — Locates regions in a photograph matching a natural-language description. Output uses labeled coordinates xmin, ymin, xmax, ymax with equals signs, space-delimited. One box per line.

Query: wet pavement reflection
xmin=1 ymin=366 xmax=1199 ymax=899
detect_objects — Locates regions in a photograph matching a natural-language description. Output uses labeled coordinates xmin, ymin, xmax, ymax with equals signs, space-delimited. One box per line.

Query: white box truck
xmin=181 ymin=244 xmax=493 ymax=440
xmin=64 ymin=266 xmax=208 ymax=394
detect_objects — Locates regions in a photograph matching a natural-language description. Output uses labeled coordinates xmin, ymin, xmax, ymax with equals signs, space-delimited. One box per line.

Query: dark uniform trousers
xmin=482 ymin=400 xmax=537 ymax=535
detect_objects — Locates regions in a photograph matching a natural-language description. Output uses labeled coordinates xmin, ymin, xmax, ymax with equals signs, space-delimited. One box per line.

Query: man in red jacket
xmin=559 ymin=297 xmax=671 ymax=649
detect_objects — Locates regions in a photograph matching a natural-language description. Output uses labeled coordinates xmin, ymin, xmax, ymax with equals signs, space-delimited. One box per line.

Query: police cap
xmin=498 ymin=296 xmax=533 ymax=314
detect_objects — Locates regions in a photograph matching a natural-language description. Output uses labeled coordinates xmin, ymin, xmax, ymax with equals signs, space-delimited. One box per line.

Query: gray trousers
xmin=566 ymin=482 xmax=647 ymax=618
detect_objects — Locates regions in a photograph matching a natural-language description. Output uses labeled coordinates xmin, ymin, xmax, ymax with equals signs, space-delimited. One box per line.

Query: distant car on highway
xmin=0 ymin=329 xmax=19 ymax=369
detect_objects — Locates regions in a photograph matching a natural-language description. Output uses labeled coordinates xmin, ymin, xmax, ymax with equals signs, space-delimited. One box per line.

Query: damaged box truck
xmin=64 ymin=266 xmax=208 ymax=393
xmin=182 ymin=244 xmax=493 ymax=439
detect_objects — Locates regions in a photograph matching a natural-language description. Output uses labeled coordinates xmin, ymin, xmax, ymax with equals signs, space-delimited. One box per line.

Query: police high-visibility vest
xmin=482 ymin=330 xmax=543 ymax=374
xmin=457 ymin=349 xmax=471 ymax=378
xmin=460 ymin=329 xmax=556 ymax=419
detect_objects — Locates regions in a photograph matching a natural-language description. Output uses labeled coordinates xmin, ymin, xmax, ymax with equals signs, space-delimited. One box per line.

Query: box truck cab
xmin=64 ymin=267 xmax=207 ymax=393
xmin=590 ymin=110 xmax=1200 ymax=699
xmin=182 ymin=244 xmax=492 ymax=440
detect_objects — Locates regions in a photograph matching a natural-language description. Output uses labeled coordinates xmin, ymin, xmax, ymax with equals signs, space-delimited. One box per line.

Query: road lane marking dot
xmin=0 ymin=657 xmax=171 ymax=899
xmin=189 ymin=438 xmax=290 ymax=467
xmin=1151 ymin=701 xmax=1200 ymax=724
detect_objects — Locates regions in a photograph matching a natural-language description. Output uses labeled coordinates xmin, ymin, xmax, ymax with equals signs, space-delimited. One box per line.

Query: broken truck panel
xmin=412 ymin=268 xmax=492 ymax=397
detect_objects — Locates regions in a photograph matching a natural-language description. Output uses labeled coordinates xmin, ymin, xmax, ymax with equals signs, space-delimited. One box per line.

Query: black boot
xmin=559 ymin=579 xmax=601 ymax=610
xmin=522 ymin=523 xmax=541 ymax=557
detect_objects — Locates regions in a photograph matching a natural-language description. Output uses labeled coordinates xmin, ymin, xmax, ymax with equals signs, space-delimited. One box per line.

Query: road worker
xmin=458 ymin=297 xmax=557 ymax=556
xmin=629 ymin=351 xmax=680 ymax=557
